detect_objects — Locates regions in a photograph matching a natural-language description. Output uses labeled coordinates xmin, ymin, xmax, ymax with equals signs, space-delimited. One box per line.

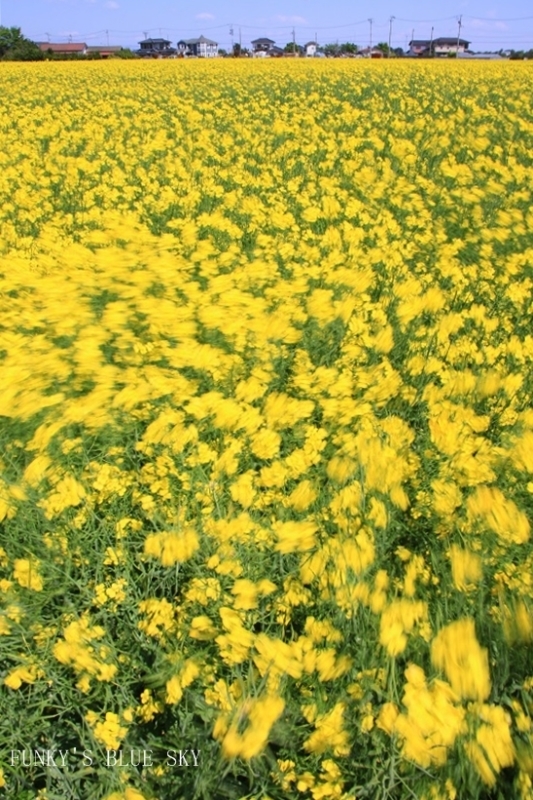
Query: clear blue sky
xmin=4 ymin=0 xmax=533 ymax=52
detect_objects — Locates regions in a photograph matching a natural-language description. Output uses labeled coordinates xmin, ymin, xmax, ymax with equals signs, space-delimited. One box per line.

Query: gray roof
xmin=251 ymin=37 xmax=275 ymax=44
xmin=434 ymin=37 xmax=469 ymax=45
xmin=180 ymin=36 xmax=217 ymax=45
xmin=86 ymin=45 xmax=122 ymax=52
xmin=409 ymin=37 xmax=470 ymax=48
xmin=139 ymin=38 xmax=171 ymax=45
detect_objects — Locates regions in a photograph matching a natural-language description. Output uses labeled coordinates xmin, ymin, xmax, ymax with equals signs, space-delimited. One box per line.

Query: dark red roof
xmin=38 ymin=43 xmax=87 ymax=52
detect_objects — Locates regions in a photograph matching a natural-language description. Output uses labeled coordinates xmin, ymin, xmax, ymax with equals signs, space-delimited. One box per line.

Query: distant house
xmin=433 ymin=37 xmax=470 ymax=56
xmin=251 ymin=37 xmax=275 ymax=56
xmin=177 ymin=36 xmax=218 ymax=57
xmin=407 ymin=39 xmax=431 ymax=57
xmin=304 ymin=41 xmax=318 ymax=57
xmin=86 ymin=45 xmax=123 ymax=58
xmin=358 ymin=46 xmax=385 ymax=58
xmin=137 ymin=38 xmax=176 ymax=58
xmin=408 ymin=37 xmax=470 ymax=57
xmin=38 ymin=42 xmax=88 ymax=55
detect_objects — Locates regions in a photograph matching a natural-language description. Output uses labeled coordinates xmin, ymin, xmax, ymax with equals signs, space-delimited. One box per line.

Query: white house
xmin=177 ymin=35 xmax=218 ymax=57
xmin=433 ymin=37 xmax=470 ymax=56
xmin=304 ymin=41 xmax=318 ymax=57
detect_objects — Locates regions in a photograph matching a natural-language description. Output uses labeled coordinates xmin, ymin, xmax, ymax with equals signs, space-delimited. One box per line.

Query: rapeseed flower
xmin=215 ymin=693 xmax=285 ymax=760
xmin=13 ymin=558 xmax=43 ymax=592
xmin=144 ymin=527 xmax=199 ymax=566
xmin=431 ymin=619 xmax=491 ymax=701
xmin=304 ymin=702 xmax=350 ymax=757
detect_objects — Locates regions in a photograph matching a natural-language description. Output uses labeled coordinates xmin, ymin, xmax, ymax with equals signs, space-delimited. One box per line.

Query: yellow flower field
xmin=1 ymin=59 xmax=533 ymax=799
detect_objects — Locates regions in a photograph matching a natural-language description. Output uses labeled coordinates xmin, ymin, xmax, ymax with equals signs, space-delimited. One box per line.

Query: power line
xmin=395 ymin=16 xmax=458 ymax=23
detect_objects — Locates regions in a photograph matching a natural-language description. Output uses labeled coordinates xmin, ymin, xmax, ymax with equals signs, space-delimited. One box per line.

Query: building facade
xmin=177 ymin=36 xmax=218 ymax=57
xmin=251 ymin=37 xmax=276 ymax=56
xmin=137 ymin=38 xmax=176 ymax=57
xmin=408 ymin=37 xmax=470 ymax=57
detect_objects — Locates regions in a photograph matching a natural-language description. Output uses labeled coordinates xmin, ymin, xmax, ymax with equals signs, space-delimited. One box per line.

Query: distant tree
xmin=232 ymin=43 xmax=241 ymax=57
xmin=0 ymin=26 xmax=42 ymax=60
xmin=376 ymin=42 xmax=390 ymax=55
xmin=218 ymin=48 xmax=228 ymax=57
xmin=284 ymin=42 xmax=298 ymax=53
xmin=0 ymin=26 xmax=24 ymax=56
xmin=323 ymin=43 xmax=338 ymax=57
xmin=115 ymin=48 xmax=137 ymax=59
xmin=393 ymin=47 xmax=405 ymax=58
xmin=339 ymin=42 xmax=358 ymax=54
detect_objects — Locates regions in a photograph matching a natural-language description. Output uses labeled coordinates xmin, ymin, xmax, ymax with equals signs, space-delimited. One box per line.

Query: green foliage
xmin=115 ymin=48 xmax=138 ymax=60
xmin=0 ymin=26 xmax=43 ymax=61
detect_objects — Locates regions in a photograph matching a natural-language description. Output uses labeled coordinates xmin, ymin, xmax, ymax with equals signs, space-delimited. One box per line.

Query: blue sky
xmin=4 ymin=0 xmax=533 ymax=52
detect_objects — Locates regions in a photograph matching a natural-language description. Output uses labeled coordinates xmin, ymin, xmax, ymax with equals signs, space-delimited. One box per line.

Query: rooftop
xmin=138 ymin=38 xmax=171 ymax=45
xmin=38 ymin=42 xmax=87 ymax=52
xmin=409 ymin=37 xmax=470 ymax=47
xmin=180 ymin=36 xmax=218 ymax=45
xmin=86 ymin=45 xmax=122 ymax=52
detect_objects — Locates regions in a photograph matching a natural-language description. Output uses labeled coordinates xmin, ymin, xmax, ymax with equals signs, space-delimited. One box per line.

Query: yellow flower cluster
xmin=86 ymin=710 xmax=129 ymax=751
xmin=214 ymin=692 xmax=285 ymax=760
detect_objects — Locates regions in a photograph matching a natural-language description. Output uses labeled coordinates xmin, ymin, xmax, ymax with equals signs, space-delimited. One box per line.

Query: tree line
xmin=0 ymin=27 xmax=136 ymax=61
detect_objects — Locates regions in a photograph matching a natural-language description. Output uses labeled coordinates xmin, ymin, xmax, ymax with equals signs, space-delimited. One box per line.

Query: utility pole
xmin=388 ymin=16 xmax=395 ymax=57
xmin=45 ymin=32 xmax=51 ymax=43
xmin=239 ymin=27 xmax=241 ymax=53
xmin=106 ymin=29 xmax=109 ymax=46
xmin=368 ymin=18 xmax=373 ymax=54
xmin=292 ymin=27 xmax=296 ymax=56
xmin=429 ymin=26 xmax=434 ymax=57
xmin=229 ymin=26 xmax=234 ymax=53
xmin=456 ymin=15 xmax=462 ymax=56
